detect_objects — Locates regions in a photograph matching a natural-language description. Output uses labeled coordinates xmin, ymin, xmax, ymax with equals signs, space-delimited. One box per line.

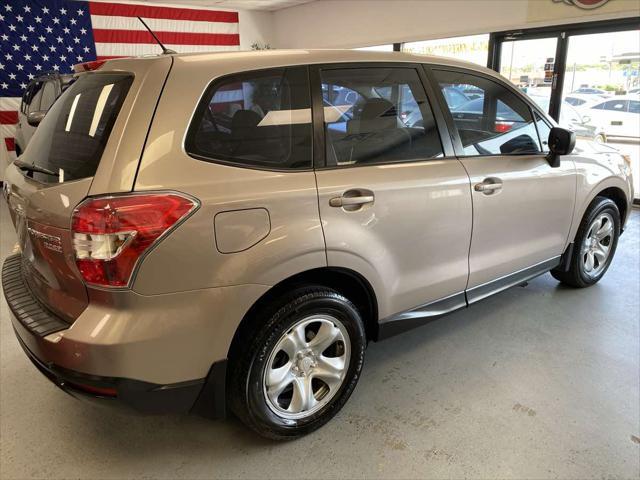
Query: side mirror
xmin=27 ymin=110 xmax=46 ymax=127
xmin=546 ymin=127 xmax=575 ymax=168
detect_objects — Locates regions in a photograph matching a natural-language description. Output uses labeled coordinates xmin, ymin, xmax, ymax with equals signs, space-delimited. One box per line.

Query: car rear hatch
xmin=3 ymin=56 xmax=172 ymax=325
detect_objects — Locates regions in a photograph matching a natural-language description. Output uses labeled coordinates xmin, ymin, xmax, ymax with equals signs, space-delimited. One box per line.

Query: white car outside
xmin=583 ymin=95 xmax=640 ymax=139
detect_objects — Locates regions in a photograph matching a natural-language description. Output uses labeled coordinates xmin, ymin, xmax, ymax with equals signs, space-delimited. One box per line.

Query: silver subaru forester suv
xmin=2 ymin=50 xmax=633 ymax=439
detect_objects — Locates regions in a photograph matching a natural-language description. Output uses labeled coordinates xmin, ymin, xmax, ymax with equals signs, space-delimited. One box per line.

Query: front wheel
xmin=228 ymin=286 xmax=366 ymax=439
xmin=551 ymin=196 xmax=620 ymax=287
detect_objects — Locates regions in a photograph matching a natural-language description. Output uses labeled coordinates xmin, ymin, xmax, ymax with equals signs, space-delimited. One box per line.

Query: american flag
xmin=0 ymin=0 xmax=240 ymax=166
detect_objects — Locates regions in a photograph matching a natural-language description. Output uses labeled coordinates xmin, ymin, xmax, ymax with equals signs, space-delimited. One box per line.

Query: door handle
xmin=329 ymin=189 xmax=375 ymax=209
xmin=474 ymin=178 xmax=503 ymax=194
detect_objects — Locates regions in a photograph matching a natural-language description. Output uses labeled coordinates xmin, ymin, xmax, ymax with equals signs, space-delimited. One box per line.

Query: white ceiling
xmin=131 ymin=0 xmax=316 ymax=11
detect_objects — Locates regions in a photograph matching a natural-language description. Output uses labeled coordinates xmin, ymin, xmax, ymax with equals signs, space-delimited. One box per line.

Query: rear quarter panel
xmin=131 ymin=55 xmax=327 ymax=296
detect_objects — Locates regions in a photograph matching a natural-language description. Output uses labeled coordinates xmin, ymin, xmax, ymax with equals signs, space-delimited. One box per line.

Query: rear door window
xmin=601 ymin=100 xmax=628 ymax=112
xmin=39 ymin=81 xmax=58 ymax=111
xmin=186 ymin=67 xmax=312 ymax=170
xmin=27 ymin=82 xmax=44 ymax=114
xmin=321 ymin=67 xmax=443 ymax=166
xmin=433 ymin=69 xmax=542 ymax=156
xmin=26 ymin=73 xmax=133 ymax=183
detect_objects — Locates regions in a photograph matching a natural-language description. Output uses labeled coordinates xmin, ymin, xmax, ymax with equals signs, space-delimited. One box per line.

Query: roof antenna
xmin=137 ymin=16 xmax=177 ymax=55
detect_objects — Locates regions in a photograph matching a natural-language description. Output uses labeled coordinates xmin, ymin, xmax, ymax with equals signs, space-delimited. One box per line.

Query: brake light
xmin=73 ymin=59 xmax=107 ymax=72
xmin=494 ymin=121 xmax=514 ymax=133
xmin=71 ymin=193 xmax=198 ymax=287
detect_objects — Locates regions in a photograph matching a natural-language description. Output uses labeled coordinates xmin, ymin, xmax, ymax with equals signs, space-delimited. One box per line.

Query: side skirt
xmin=377 ymin=256 xmax=561 ymax=340
xmin=466 ymin=256 xmax=561 ymax=305
xmin=377 ymin=292 xmax=466 ymax=340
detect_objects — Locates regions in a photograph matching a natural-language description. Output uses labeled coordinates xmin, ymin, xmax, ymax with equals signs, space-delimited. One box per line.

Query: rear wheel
xmin=551 ymin=196 xmax=620 ymax=287
xmin=228 ymin=286 xmax=366 ymax=439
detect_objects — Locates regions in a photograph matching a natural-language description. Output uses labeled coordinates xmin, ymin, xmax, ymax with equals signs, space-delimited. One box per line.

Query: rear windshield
xmin=27 ymin=73 xmax=133 ymax=183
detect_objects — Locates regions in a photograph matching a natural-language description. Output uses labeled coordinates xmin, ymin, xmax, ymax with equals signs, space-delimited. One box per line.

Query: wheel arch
xmin=597 ymin=186 xmax=629 ymax=227
xmin=227 ymin=267 xmax=380 ymax=361
xmin=569 ymin=179 xmax=630 ymax=243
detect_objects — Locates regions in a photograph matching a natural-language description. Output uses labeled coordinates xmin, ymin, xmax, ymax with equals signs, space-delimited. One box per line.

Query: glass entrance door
xmin=499 ymin=36 xmax=559 ymax=115
xmin=561 ymin=30 xmax=640 ymax=198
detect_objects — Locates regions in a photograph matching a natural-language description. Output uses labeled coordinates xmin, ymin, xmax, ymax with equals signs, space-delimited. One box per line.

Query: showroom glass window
xmin=433 ymin=69 xmax=542 ymax=156
xmin=186 ymin=67 xmax=312 ymax=170
xmin=403 ymin=34 xmax=489 ymax=67
xmin=320 ymin=67 xmax=443 ymax=167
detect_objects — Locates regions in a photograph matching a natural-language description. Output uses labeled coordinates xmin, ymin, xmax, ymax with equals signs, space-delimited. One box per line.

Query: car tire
xmin=594 ymin=134 xmax=606 ymax=144
xmin=551 ymin=196 xmax=620 ymax=288
xmin=227 ymin=286 xmax=366 ymax=440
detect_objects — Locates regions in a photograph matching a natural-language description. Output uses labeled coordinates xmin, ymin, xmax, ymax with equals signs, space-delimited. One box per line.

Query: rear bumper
xmin=14 ymin=329 xmax=219 ymax=415
xmin=1 ymin=253 xmax=260 ymax=417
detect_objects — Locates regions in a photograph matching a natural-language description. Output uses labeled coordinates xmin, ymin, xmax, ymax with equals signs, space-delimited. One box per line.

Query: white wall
xmin=272 ymin=0 xmax=640 ymax=49
xmin=239 ymin=9 xmax=275 ymax=50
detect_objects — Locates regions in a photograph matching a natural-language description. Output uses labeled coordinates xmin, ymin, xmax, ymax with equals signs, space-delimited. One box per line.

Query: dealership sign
xmin=553 ymin=0 xmax=612 ymax=9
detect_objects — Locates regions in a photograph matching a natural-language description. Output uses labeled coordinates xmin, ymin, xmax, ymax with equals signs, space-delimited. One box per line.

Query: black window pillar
xmin=549 ymin=32 xmax=568 ymax=122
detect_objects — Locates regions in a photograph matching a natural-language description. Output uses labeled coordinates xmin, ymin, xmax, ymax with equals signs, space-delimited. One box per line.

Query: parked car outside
xmin=583 ymin=95 xmax=640 ymax=140
xmin=2 ymin=50 xmax=633 ymax=439
xmin=529 ymin=95 xmax=607 ymax=143
xmin=15 ymin=73 xmax=74 ymax=156
xmin=565 ymin=94 xmax=599 ymax=108
xmin=572 ymin=87 xmax=610 ymax=97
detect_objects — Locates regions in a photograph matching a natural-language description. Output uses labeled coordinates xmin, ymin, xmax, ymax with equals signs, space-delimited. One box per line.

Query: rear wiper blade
xmin=13 ymin=159 xmax=59 ymax=177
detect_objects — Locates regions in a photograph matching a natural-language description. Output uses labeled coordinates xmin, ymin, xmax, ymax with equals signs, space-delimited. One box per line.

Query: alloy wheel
xmin=263 ymin=314 xmax=350 ymax=420
xmin=581 ymin=212 xmax=614 ymax=278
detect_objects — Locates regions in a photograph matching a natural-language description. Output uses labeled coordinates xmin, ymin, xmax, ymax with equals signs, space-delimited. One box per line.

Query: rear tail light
xmin=494 ymin=121 xmax=514 ymax=133
xmin=71 ymin=193 xmax=198 ymax=287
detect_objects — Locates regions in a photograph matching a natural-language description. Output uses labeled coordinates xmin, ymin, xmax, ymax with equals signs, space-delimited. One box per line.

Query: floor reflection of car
xmin=530 ymin=95 xmax=606 ymax=143
xmin=583 ymin=95 xmax=640 ymax=140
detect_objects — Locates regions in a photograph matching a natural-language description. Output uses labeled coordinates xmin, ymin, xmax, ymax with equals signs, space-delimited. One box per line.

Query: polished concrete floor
xmin=1 ymin=196 xmax=638 ymax=479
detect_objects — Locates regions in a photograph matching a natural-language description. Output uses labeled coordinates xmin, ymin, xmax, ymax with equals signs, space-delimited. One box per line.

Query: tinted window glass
xmin=627 ymin=100 xmax=639 ymax=114
xmin=321 ymin=67 xmax=443 ymax=166
xmin=442 ymin=86 xmax=470 ymax=109
xmin=565 ymin=97 xmax=585 ymax=107
xmin=601 ymin=100 xmax=627 ymax=111
xmin=40 ymin=81 xmax=57 ymax=111
xmin=186 ymin=67 xmax=312 ymax=170
xmin=22 ymin=81 xmax=40 ymax=113
xmin=27 ymin=83 xmax=44 ymax=114
xmin=27 ymin=73 xmax=133 ymax=183
xmin=433 ymin=69 xmax=541 ymax=156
